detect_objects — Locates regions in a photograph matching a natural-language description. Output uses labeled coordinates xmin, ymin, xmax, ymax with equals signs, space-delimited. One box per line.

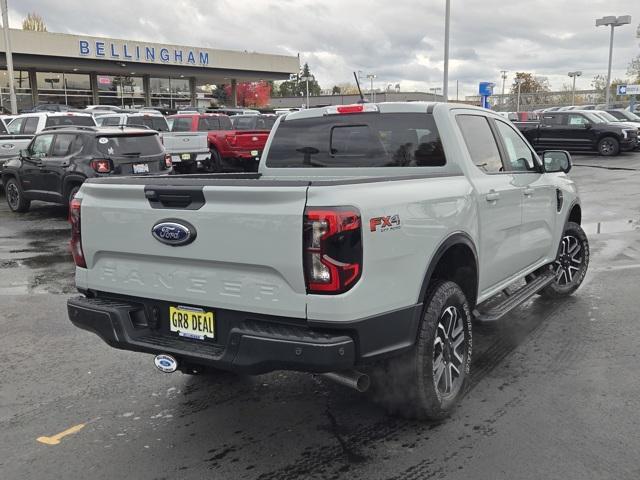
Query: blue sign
xmin=479 ymin=82 xmax=495 ymax=96
xmin=618 ymin=85 xmax=627 ymax=95
xmin=79 ymin=39 xmax=210 ymax=66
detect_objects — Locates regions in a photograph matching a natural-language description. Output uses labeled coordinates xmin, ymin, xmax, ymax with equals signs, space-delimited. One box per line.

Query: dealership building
xmin=0 ymin=29 xmax=299 ymax=112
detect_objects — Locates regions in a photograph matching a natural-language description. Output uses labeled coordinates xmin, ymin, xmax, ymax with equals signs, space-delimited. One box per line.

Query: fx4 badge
xmin=370 ymin=214 xmax=401 ymax=232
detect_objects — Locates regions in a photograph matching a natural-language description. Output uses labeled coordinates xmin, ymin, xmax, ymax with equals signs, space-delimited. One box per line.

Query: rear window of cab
xmin=96 ymin=134 xmax=163 ymax=156
xmin=266 ymin=112 xmax=446 ymax=168
xmin=45 ymin=115 xmax=96 ymax=127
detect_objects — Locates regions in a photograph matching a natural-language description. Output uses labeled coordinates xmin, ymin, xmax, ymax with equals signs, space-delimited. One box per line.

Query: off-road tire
xmin=372 ymin=280 xmax=472 ymax=420
xmin=539 ymin=221 xmax=589 ymax=298
xmin=207 ymin=149 xmax=223 ymax=173
xmin=5 ymin=177 xmax=30 ymax=213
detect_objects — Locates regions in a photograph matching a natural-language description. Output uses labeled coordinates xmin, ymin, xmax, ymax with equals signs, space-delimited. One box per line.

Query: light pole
xmin=515 ymin=78 xmax=524 ymax=112
xmin=596 ymin=15 xmax=631 ymax=107
xmin=500 ymin=70 xmax=508 ymax=106
xmin=300 ymin=75 xmax=313 ymax=109
xmin=442 ymin=0 xmax=450 ymax=102
xmin=366 ymin=74 xmax=376 ymax=102
xmin=567 ymin=71 xmax=582 ymax=105
xmin=1 ymin=0 xmax=17 ymax=114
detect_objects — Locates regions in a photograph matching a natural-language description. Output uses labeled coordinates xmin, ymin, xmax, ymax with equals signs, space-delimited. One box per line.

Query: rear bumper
xmin=67 ymin=294 xmax=421 ymax=374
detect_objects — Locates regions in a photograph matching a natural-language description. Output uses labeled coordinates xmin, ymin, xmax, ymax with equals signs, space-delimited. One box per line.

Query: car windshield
xmin=584 ymin=112 xmax=605 ymax=124
xmin=45 ymin=115 xmax=96 ymax=127
xmin=596 ymin=111 xmax=622 ymax=122
xmin=616 ymin=110 xmax=640 ymax=121
xmin=267 ymin=112 xmax=446 ymax=168
xmin=129 ymin=116 xmax=170 ymax=131
xmin=96 ymin=134 xmax=163 ymax=156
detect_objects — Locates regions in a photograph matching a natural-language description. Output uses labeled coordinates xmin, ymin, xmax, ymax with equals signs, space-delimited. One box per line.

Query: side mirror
xmin=542 ymin=150 xmax=572 ymax=173
xmin=19 ymin=149 xmax=29 ymax=158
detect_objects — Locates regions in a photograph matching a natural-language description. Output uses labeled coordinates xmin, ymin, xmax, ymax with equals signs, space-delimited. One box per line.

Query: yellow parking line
xmin=37 ymin=423 xmax=86 ymax=445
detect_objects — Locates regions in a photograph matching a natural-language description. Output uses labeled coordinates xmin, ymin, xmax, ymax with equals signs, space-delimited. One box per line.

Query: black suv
xmin=2 ymin=126 xmax=172 ymax=212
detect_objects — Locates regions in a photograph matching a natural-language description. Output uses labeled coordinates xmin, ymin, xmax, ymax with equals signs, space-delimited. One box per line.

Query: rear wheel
xmin=373 ymin=280 xmax=472 ymax=420
xmin=539 ymin=222 xmax=589 ymax=298
xmin=67 ymin=185 xmax=80 ymax=208
xmin=5 ymin=178 xmax=30 ymax=213
xmin=598 ymin=136 xmax=619 ymax=156
xmin=207 ymin=149 xmax=223 ymax=173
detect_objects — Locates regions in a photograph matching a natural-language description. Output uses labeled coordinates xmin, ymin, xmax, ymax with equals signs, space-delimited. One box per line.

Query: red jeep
xmin=166 ymin=113 xmax=271 ymax=172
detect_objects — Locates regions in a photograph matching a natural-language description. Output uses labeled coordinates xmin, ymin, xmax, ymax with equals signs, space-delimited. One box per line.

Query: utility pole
xmin=1 ymin=0 xmax=17 ymax=114
xmin=500 ymin=70 xmax=508 ymax=106
xmin=442 ymin=0 xmax=450 ymax=102
xmin=456 ymin=80 xmax=459 ymax=101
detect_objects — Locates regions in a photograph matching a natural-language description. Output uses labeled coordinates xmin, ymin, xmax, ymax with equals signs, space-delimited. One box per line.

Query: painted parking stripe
xmin=37 ymin=423 xmax=86 ymax=445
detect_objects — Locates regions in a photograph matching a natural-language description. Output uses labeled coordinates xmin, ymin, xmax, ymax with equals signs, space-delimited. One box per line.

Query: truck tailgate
xmin=162 ymin=132 xmax=209 ymax=154
xmin=232 ymin=130 xmax=269 ymax=149
xmin=78 ymin=181 xmax=309 ymax=318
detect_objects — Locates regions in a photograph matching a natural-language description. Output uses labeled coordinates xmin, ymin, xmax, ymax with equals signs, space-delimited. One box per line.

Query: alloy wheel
xmin=433 ymin=305 xmax=465 ymax=398
xmin=554 ymin=235 xmax=583 ymax=285
xmin=600 ymin=140 xmax=613 ymax=155
xmin=6 ymin=182 xmax=19 ymax=210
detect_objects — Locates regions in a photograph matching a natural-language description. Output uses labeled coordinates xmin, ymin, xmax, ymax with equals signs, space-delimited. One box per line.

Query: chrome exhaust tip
xmin=320 ymin=371 xmax=370 ymax=392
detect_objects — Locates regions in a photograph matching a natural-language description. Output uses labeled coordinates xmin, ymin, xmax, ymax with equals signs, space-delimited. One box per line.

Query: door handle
xmin=523 ymin=187 xmax=534 ymax=196
xmin=485 ymin=191 xmax=500 ymax=202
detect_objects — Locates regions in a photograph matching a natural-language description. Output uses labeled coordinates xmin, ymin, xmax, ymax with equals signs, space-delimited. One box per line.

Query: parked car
xmin=1 ymin=126 xmax=172 ymax=212
xmin=95 ymin=112 xmax=171 ymax=131
xmin=7 ymin=112 xmax=96 ymax=136
xmin=67 ymin=102 xmax=588 ymax=420
xmin=208 ymin=107 xmax=260 ymax=116
xmin=0 ymin=118 xmax=33 ymax=170
xmin=607 ymin=109 xmax=640 ymax=124
xmin=515 ymin=110 xmax=638 ymax=156
xmin=167 ymin=113 xmax=270 ymax=172
xmin=84 ymin=105 xmax=123 ymax=112
xmin=230 ymin=114 xmax=277 ymax=131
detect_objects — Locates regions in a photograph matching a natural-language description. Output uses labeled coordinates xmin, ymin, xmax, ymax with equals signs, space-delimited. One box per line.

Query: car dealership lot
xmin=2 ymin=152 xmax=640 ymax=479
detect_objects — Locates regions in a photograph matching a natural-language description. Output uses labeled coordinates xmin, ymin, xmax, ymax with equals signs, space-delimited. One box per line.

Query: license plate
xmin=133 ymin=163 xmax=149 ymax=174
xmin=251 ymin=150 xmax=259 ymax=156
xmin=169 ymin=305 xmax=215 ymax=341
xmin=181 ymin=153 xmax=191 ymax=160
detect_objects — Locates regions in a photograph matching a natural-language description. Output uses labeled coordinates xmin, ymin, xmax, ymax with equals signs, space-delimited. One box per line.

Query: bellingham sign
xmin=79 ymin=39 xmax=210 ymax=66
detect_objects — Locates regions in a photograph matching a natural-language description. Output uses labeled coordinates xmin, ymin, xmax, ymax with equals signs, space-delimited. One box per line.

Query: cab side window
xmin=28 ymin=134 xmax=54 ymax=157
xmin=7 ymin=117 xmax=24 ymax=134
xmin=456 ymin=115 xmax=504 ymax=174
xmin=23 ymin=116 xmax=39 ymax=134
xmin=542 ymin=114 xmax=564 ymax=126
xmin=495 ymin=121 xmax=536 ymax=173
xmin=567 ymin=114 xmax=590 ymax=126
xmin=51 ymin=134 xmax=79 ymax=157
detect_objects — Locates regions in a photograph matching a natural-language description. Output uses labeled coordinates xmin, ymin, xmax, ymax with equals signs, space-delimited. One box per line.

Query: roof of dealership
xmin=0 ymin=29 xmax=299 ymax=82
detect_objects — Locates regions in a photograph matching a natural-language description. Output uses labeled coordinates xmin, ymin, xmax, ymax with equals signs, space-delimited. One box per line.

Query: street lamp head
xmin=596 ymin=15 xmax=631 ymax=27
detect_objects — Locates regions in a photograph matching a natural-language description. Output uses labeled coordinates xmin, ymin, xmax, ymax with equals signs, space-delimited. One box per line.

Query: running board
xmin=473 ymin=272 xmax=555 ymax=323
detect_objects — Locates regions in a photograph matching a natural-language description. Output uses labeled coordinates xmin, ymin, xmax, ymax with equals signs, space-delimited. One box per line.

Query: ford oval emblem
xmin=152 ymin=220 xmax=197 ymax=246
xmin=154 ymin=354 xmax=178 ymax=373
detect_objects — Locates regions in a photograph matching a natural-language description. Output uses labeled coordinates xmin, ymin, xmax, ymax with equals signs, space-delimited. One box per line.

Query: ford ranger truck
xmin=67 ymin=102 xmax=589 ymax=420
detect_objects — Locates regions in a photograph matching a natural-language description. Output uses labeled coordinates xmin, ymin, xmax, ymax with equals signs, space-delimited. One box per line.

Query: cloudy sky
xmin=8 ymin=0 xmax=640 ymax=97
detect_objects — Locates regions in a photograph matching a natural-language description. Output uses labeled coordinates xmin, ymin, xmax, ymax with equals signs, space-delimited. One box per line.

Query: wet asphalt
xmin=1 ymin=152 xmax=640 ymax=480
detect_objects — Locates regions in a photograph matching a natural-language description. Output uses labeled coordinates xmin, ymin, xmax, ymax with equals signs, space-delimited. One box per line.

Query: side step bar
xmin=473 ymin=271 xmax=555 ymax=323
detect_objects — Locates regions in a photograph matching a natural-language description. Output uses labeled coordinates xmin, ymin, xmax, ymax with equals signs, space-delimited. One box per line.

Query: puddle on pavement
xmin=582 ymin=219 xmax=638 ymax=235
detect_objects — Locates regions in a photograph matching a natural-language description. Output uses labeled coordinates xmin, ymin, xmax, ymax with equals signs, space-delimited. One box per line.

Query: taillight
xmin=164 ymin=153 xmax=172 ymax=169
xmin=303 ymin=207 xmax=362 ymax=294
xmin=69 ymin=197 xmax=86 ymax=268
xmin=90 ymin=159 xmax=112 ymax=173
xmin=225 ymin=134 xmax=237 ymax=146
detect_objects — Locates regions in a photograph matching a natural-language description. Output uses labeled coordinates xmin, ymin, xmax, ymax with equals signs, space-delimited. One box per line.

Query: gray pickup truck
xmin=0 ymin=119 xmax=35 ymax=169
xmin=67 ymin=102 xmax=589 ymax=419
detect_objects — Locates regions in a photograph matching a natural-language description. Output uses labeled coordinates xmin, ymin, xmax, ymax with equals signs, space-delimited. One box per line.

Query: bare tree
xmin=22 ymin=12 xmax=47 ymax=32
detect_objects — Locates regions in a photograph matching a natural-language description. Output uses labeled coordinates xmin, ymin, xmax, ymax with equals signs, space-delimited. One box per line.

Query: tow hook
xmin=154 ymin=354 xmax=178 ymax=373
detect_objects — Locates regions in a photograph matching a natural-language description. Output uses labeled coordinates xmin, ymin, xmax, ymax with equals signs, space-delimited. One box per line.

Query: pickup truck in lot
xmin=516 ymin=110 xmax=638 ymax=156
xmin=167 ymin=113 xmax=270 ymax=172
xmin=67 ymin=102 xmax=589 ymax=419
xmin=0 ymin=118 xmax=32 ymax=169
